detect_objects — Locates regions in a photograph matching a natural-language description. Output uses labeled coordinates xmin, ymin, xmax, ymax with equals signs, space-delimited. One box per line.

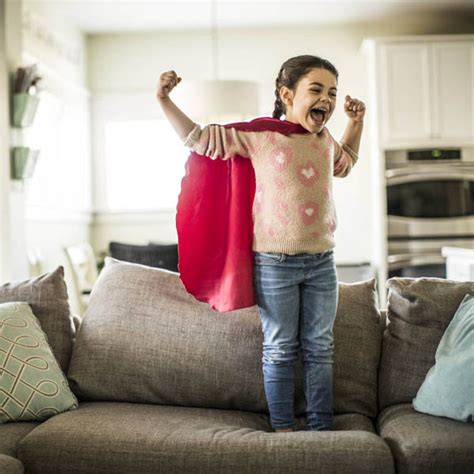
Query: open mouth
xmin=310 ymin=107 xmax=327 ymax=123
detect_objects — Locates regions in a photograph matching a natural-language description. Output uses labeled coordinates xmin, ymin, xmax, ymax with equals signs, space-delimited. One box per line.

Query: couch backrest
xmin=0 ymin=267 xmax=75 ymax=372
xmin=67 ymin=258 xmax=384 ymax=417
xmin=378 ymin=277 xmax=474 ymax=411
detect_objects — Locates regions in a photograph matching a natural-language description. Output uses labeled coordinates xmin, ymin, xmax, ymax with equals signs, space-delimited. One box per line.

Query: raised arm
xmin=156 ymin=70 xmax=195 ymax=140
xmin=340 ymin=94 xmax=365 ymax=155
xmin=157 ymin=70 xmax=254 ymax=161
xmin=332 ymin=94 xmax=365 ymax=177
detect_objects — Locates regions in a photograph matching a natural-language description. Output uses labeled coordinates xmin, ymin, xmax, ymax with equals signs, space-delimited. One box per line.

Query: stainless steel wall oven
xmin=385 ymin=147 xmax=474 ymax=278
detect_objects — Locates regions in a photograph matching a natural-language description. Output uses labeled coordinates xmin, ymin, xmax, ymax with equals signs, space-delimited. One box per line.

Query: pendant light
xmin=173 ymin=0 xmax=259 ymax=121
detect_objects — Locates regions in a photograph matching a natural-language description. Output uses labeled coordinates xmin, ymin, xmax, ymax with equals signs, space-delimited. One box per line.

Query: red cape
xmin=176 ymin=117 xmax=309 ymax=313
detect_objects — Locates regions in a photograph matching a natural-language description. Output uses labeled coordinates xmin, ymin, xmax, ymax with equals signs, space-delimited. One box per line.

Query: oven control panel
xmin=408 ymin=149 xmax=461 ymax=161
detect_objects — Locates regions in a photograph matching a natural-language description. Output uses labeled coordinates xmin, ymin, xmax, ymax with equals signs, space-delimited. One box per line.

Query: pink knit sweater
xmin=183 ymin=121 xmax=358 ymax=255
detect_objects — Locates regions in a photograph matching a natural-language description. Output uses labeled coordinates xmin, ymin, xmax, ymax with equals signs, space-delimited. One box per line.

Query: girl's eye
xmin=311 ymin=89 xmax=337 ymax=98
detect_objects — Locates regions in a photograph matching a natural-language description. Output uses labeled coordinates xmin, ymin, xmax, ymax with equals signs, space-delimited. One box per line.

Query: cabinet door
xmin=431 ymin=41 xmax=474 ymax=142
xmin=380 ymin=43 xmax=432 ymax=143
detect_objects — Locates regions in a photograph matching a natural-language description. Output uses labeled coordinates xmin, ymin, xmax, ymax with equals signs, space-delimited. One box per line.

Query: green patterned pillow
xmin=0 ymin=302 xmax=78 ymax=423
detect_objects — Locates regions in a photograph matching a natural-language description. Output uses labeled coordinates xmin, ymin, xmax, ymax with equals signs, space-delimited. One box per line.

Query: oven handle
xmin=386 ymin=171 xmax=474 ymax=186
xmin=387 ymin=253 xmax=446 ymax=271
xmin=386 ymin=164 xmax=474 ymax=177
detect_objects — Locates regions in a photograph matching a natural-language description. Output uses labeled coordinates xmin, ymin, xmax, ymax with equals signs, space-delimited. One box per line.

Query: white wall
xmin=87 ymin=10 xmax=474 ymax=264
xmin=0 ymin=0 xmax=92 ymax=320
xmin=20 ymin=3 xmax=92 ymax=276
xmin=0 ymin=0 xmax=11 ymax=282
xmin=2 ymin=0 xmax=28 ymax=281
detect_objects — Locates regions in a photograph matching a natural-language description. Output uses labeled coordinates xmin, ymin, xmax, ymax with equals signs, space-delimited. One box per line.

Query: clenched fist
xmin=156 ymin=70 xmax=182 ymax=100
xmin=344 ymin=95 xmax=366 ymax=123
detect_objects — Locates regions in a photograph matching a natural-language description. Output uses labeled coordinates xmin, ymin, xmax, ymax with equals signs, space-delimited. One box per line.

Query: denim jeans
xmin=253 ymin=249 xmax=339 ymax=431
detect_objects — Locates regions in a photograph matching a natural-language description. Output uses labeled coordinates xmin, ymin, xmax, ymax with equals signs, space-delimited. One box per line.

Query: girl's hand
xmin=156 ymin=70 xmax=182 ymax=100
xmin=344 ymin=95 xmax=366 ymax=123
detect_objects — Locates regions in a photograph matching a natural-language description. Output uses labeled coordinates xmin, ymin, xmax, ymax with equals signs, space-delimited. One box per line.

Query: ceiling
xmin=24 ymin=0 xmax=474 ymax=34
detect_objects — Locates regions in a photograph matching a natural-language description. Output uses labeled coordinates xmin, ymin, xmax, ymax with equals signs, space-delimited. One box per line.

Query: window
xmin=105 ymin=119 xmax=188 ymax=211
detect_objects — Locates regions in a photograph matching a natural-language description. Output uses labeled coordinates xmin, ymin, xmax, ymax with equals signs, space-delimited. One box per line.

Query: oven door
xmin=386 ymin=167 xmax=474 ymax=238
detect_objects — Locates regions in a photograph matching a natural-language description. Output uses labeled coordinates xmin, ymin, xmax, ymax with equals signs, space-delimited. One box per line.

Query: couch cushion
xmin=413 ymin=293 xmax=474 ymax=422
xmin=379 ymin=277 xmax=474 ymax=410
xmin=377 ymin=403 xmax=474 ymax=474
xmin=67 ymin=258 xmax=383 ymax=417
xmin=0 ymin=267 xmax=75 ymax=372
xmin=0 ymin=302 xmax=78 ymax=424
xmin=0 ymin=422 xmax=39 ymax=456
xmin=333 ymin=277 xmax=384 ymax=416
xmin=0 ymin=454 xmax=24 ymax=474
xmin=18 ymin=402 xmax=394 ymax=474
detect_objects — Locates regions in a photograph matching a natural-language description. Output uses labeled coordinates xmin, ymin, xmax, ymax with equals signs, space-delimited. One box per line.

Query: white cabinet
xmin=375 ymin=37 xmax=474 ymax=147
xmin=432 ymin=42 xmax=473 ymax=141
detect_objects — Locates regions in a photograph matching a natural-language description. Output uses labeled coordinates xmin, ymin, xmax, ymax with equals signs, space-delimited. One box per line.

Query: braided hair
xmin=272 ymin=55 xmax=339 ymax=119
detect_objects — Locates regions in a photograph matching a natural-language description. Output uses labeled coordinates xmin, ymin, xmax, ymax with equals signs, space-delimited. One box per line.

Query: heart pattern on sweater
xmin=299 ymin=201 xmax=319 ymax=226
xmin=271 ymin=146 xmax=293 ymax=171
xmin=297 ymin=161 xmax=319 ymax=186
xmin=275 ymin=153 xmax=285 ymax=164
xmin=302 ymin=167 xmax=315 ymax=179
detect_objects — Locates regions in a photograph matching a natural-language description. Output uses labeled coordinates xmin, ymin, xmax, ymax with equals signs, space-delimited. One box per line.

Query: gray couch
xmin=1 ymin=259 xmax=473 ymax=474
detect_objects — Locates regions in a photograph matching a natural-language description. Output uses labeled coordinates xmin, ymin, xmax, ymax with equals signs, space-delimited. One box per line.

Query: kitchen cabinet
xmin=374 ymin=37 xmax=474 ymax=147
xmin=361 ymin=35 xmax=474 ymax=308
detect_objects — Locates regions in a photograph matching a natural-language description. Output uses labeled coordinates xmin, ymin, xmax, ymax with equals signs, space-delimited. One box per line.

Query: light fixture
xmin=173 ymin=0 xmax=259 ymax=121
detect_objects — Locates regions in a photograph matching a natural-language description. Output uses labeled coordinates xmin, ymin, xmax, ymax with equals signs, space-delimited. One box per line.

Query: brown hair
xmin=272 ymin=55 xmax=339 ymax=119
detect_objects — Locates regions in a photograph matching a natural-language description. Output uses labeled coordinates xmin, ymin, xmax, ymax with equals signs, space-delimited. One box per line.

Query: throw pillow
xmin=378 ymin=277 xmax=474 ymax=410
xmin=412 ymin=293 xmax=474 ymax=422
xmin=0 ymin=267 xmax=75 ymax=372
xmin=0 ymin=302 xmax=78 ymax=424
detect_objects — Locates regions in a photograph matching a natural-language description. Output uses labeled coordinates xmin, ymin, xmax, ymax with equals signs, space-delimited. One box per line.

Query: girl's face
xmin=280 ymin=67 xmax=338 ymax=133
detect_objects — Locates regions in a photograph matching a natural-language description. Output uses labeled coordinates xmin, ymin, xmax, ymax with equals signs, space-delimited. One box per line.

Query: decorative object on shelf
xmin=13 ymin=92 xmax=40 ymax=127
xmin=12 ymin=64 xmax=41 ymax=127
xmin=11 ymin=146 xmax=40 ymax=180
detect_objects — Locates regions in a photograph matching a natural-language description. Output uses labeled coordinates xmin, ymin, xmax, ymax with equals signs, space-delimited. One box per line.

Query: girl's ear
xmin=279 ymin=86 xmax=293 ymax=107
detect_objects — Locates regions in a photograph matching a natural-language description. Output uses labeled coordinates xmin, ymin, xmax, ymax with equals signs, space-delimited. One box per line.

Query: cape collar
xmin=221 ymin=116 xmax=311 ymax=135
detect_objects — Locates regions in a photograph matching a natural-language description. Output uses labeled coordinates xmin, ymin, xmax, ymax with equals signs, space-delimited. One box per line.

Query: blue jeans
xmin=253 ymin=249 xmax=339 ymax=431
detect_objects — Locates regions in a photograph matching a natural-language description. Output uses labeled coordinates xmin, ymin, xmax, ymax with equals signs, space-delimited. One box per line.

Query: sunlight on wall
xmin=25 ymin=89 xmax=90 ymax=212
xmin=105 ymin=119 xmax=188 ymax=211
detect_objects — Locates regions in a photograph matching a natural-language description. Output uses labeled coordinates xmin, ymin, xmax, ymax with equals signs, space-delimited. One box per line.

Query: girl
xmin=156 ymin=55 xmax=365 ymax=433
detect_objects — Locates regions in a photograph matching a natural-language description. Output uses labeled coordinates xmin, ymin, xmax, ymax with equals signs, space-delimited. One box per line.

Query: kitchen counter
xmin=441 ymin=246 xmax=474 ymax=281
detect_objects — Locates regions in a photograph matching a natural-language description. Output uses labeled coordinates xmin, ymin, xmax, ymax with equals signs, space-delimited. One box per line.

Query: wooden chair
xmin=63 ymin=242 xmax=98 ymax=316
